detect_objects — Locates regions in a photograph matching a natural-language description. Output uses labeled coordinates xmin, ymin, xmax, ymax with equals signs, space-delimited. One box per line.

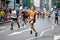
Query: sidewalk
xmin=0 ymin=20 xmax=11 ymax=31
xmin=0 ymin=20 xmax=11 ymax=24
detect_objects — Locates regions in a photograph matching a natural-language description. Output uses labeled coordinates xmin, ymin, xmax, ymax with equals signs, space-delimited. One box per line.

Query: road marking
xmin=44 ymin=24 xmax=54 ymax=32
xmin=26 ymin=35 xmax=40 ymax=40
xmin=40 ymin=31 xmax=44 ymax=36
xmin=44 ymin=28 xmax=53 ymax=32
xmin=5 ymin=26 xmax=28 ymax=31
xmin=8 ymin=28 xmax=30 ymax=36
xmin=0 ymin=30 xmax=5 ymax=33
xmin=54 ymin=35 xmax=60 ymax=40
xmin=26 ymin=31 xmax=45 ymax=40
xmin=26 ymin=20 xmax=55 ymax=40
xmin=8 ymin=20 xmax=55 ymax=40
xmin=26 ymin=24 xmax=55 ymax=40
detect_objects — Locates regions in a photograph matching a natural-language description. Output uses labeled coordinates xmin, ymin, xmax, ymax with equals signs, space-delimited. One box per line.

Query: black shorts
xmin=48 ymin=15 xmax=50 ymax=18
xmin=11 ymin=18 xmax=17 ymax=21
xmin=23 ymin=17 xmax=27 ymax=21
xmin=23 ymin=16 xmax=28 ymax=21
xmin=29 ymin=19 xmax=35 ymax=25
xmin=55 ymin=17 xmax=58 ymax=19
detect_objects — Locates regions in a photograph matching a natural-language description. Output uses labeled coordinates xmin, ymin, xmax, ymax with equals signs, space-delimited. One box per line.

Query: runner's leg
xmin=30 ymin=20 xmax=37 ymax=37
xmin=10 ymin=20 xmax=13 ymax=30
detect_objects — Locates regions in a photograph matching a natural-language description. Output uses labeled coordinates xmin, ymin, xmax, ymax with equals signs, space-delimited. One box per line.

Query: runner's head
xmin=28 ymin=7 xmax=31 ymax=10
xmin=31 ymin=8 xmax=34 ymax=11
xmin=12 ymin=8 xmax=15 ymax=11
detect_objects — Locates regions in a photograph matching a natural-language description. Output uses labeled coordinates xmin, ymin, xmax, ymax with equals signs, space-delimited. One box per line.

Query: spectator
xmin=0 ymin=9 xmax=5 ymax=23
xmin=55 ymin=10 xmax=59 ymax=24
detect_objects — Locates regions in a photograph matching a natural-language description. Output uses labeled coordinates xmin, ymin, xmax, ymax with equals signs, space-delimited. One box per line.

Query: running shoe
xmin=35 ymin=32 xmax=37 ymax=37
xmin=30 ymin=31 xmax=32 ymax=34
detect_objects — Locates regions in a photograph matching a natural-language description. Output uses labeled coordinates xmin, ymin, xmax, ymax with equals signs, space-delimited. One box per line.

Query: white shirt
xmin=11 ymin=10 xmax=17 ymax=18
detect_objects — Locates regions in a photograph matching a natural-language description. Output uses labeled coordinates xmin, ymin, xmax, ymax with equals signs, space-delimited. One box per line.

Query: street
xmin=0 ymin=15 xmax=60 ymax=40
xmin=0 ymin=0 xmax=60 ymax=40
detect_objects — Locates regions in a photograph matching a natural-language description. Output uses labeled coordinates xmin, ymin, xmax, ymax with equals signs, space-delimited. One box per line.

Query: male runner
xmin=28 ymin=8 xmax=37 ymax=37
xmin=10 ymin=8 xmax=20 ymax=30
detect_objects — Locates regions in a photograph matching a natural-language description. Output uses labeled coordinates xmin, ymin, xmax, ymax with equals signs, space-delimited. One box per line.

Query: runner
xmin=40 ymin=10 xmax=42 ymax=18
xmin=37 ymin=11 xmax=40 ymax=18
xmin=28 ymin=8 xmax=37 ymax=37
xmin=21 ymin=9 xmax=28 ymax=27
xmin=10 ymin=8 xmax=20 ymax=30
xmin=55 ymin=10 xmax=58 ymax=24
xmin=47 ymin=10 xmax=51 ymax=20
xmin=40 ymin=10 xmax=44 ymax=18
xmin=16 ymin=7 xmax=20 ymax=19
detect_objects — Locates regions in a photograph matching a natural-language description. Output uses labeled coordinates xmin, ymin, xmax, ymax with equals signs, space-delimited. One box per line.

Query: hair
xmin=12 ymin=8 xmax=15 ymax=11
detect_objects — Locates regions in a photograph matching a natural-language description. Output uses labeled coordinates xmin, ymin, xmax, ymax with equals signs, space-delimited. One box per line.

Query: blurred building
xmin=0 ymin=0 xmax=10 ymax=8
xmin=1 ymin=0 xmax=6 ymax=7
xmin=22 ymin=0 xmax=30 ymax=7
xmin=1 ymin=0 xmax=60 ymax=9
xmin=52 ymin=0 xmax=60 ymax=8
xmin=39 ymin=0 xmax=52 ymax=10
xmin=33 ymin=0 xmax=51 ymax=10
xmin=8 ymin=0 xmax=30 ymax=8
xmin=34 ymin=0 xmax=40 ymax=7
xmin=8 ymin=0 xmax=14 ymax=8
xmin=0 ymin=0 xmax=1 ymax=8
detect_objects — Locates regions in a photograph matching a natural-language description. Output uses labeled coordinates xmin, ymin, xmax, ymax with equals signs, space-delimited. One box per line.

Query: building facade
xmin=52 ymin=0 xmax=60 ymax=8
xmin=8 ymin=0 xmax=14 ymax=8
xmin=1 ymin=0 xmax=59 ymax=9
xmin=22 ymin=0 xmax=30 ymax=7
xmin=0 ymin=0 xmax=1 ymax=8
xmin=39 ymin=0 xmax=52 ymax=10
xmin=34 ymin=0 xmax=40 ymax=7
xmin=0 ymin=0 xmax=6 ymax=8
xmin=8 ymin=0 xmax=31 ymax=8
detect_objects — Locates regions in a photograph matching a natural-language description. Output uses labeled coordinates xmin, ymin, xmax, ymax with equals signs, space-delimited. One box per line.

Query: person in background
xmin=41 ymin=10 xmax=45 ymax=19
xmin=21 ymin=9 xmax=28 ymax=27
xmin=37 ymin=10 xmax=40 ymax=18
xmin=0 ymin=9 xmax=5 ymax=23
xmin=55 ymin=10 xmax=59 ymax=24
xmin=0 ymin=9 xmax=1 ymax=22
xmin=47 ymin=10 xmax=51 ymax=20
xmin=16 ymin=7 xmax=20 ymax=19
xmin=4 ymin=10 xmax=8 ymax=22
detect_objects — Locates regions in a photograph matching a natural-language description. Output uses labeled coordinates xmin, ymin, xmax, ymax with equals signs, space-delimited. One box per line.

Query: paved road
xmin=0 ymin=15 xmax=60 ymax=40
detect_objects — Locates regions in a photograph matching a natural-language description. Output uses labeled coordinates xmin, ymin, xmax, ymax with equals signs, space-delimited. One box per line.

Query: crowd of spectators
xmin=0 ymin=7 xmax=11 ymax=23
